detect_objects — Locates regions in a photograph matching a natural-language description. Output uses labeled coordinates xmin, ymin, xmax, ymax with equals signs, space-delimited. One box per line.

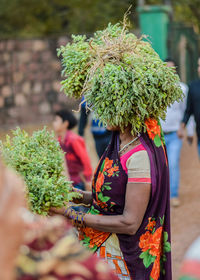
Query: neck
xmin=119 ymin=127 xmax=136 ymax=144
xmin=57 ymin=129 xmax=68 ymax=140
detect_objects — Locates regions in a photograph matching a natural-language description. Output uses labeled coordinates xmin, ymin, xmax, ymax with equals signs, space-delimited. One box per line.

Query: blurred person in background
xmin=160 ymin=58 xmax=195 ymax=207
xmin=78 ymin=97 xmax=112 ymax=158
xmin=178 ymin=57 xmax=200 ymax=159
xmin=0 ymin=160 xmax=26 ymax=280
xmin=53 ymin=109 xmax=93 ymax=191
xmin=0 ymin=158 xmax=119 ymax=280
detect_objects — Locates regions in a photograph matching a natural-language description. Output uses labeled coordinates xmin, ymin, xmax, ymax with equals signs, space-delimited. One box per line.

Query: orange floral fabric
xmin=150 ymin=256 xmax=161 ymax=280
xmin=80 ymin=226 xmax=110 ymax=249
xmin=80 ymin=157 xmax=119 ymax=251
xmin=107 ymin=166 xmax=119 ymax=177
xmin=96 ymin=171 xmax=104 ymax=192
xmin=146 ymin=217 xmax=156 ymax=231
xmin=103 ymin=158 xmax=113 ymax=171
xmin=139 ymin=217 xmax=171 ymax=280
xmin=145 ymin=118 xmax=161 ymax=141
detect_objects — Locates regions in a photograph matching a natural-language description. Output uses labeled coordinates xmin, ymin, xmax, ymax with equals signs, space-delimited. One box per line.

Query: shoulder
xmin=68 ymin=131 xmax=84 ymax=142
xmin=125 ymin=148 xmax=151 ymax=183
xmin=126 ymin=149 xmax=150 ymax=171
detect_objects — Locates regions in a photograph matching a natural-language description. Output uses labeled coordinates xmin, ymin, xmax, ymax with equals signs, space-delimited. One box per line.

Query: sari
xmin=79 ymin=131 xmax=171 ymax=280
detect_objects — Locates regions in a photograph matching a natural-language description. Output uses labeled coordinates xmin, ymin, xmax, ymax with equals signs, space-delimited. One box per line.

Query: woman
xmin=53 ymin=20 xmax=183 ymax=280
xmin=52 ymin=121 xmax=171 ymax=280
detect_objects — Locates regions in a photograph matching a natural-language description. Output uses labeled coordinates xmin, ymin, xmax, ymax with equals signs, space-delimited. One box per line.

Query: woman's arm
xmin=82 ymin=190 xmax=93 ymax=205
xmin=84 ymin=182 xmax=151 ymax=235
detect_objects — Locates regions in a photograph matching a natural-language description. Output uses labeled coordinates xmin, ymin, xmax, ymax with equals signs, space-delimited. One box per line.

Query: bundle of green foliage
xmin=0 ymin=127 xmax=79 ymax=215
xmin=58 ymin=19 xmax=183 ymax=135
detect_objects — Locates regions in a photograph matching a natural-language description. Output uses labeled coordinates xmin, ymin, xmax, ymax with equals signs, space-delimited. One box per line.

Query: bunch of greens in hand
xmin=0 ymin=127 xmax=79 ymax=215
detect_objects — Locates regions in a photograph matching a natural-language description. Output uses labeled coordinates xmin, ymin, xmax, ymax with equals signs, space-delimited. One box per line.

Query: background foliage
xmin=0 ymin=0 xmax=199 ymax=38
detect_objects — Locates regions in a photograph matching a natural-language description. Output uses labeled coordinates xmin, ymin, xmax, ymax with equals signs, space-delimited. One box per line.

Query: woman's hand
xmin=49 ymin=206 xmax=67 ymax=216
xmin=64 ymin=206 xmax=86 ymax=229
xmin=71 ymin=187 xmax=84 ymax=204
xmin=71 ymin=187 xmax=93 ymax=205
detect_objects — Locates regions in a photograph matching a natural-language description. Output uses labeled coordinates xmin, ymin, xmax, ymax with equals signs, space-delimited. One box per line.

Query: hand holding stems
xmin=71 ymin=186 xmax=93 ymax=205
xmin=49 ymin=187 xmax=92 ymax=227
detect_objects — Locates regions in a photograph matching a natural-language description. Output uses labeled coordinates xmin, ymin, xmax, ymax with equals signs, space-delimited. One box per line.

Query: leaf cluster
xmin=58 ymin=21 xmax=183 ymax=135
xmin=0 ymin=127 xmax=78 ymax=215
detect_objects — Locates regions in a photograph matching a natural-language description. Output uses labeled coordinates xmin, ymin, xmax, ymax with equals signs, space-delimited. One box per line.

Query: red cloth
xmin=58 ymin=131 xmax=92 ymax=185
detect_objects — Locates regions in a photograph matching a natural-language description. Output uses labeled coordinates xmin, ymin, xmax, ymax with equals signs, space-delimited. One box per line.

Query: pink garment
xmin=120 ymin=144 xmax=151 ymax=184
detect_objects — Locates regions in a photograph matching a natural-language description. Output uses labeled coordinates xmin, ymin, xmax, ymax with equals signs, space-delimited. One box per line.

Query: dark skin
xmin=51 ymin=126 xmax=151 ymax=235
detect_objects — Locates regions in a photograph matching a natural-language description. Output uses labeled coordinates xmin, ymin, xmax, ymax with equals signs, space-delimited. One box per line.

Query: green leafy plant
xmin=58 ymin=19 xmax=183 ymax=135
xmin=0 ymin=127 xmax=79 ymax=215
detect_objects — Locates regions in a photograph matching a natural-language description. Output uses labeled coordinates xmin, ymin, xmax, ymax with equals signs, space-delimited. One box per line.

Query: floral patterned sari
xmin=79 ymin=124 xmax=172 ymax=280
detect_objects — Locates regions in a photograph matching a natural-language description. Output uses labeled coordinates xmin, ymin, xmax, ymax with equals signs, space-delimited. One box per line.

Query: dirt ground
xmin=171 ymin=138 xmax=200 ymax=279
xmin=1 ymin=124 xmax=200 ymax=280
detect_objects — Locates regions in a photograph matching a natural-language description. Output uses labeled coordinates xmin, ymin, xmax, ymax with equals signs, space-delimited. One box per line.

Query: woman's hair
xmin=55 ymin=109 xmax=78 ymax=129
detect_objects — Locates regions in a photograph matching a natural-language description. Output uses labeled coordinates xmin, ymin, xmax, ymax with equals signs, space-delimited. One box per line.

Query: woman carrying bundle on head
xmin=51 ymin=19 xmax=183 ymax=280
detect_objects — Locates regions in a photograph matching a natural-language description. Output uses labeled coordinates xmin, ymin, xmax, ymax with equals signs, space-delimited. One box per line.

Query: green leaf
xmin=154 ymin=135 xmax=162 ymax=147
xmin=98 ymin=192 xmax=110 ymax=202
xmin=139 ymin=250 xmax=156 ymax=268
xmin=101 ymin=196 xmax=110 ymax=202
xmin=163 ymin=231 xmax=168 ymax=242
xmin=98 ymin=192 xmax=104 ymax=201
xmin=162 ymin=254 xmax=167 ymax=262
xmin=104 ymin=185 xmax=112 ymax=190
xmin=163 ymin=242 xmax=171 ymax=253
xmin=100 ymin=160 xmax=105 ymax=172
xmin=83 ymin=236 xmax=90 ymax=243
xmin=89 ymin=206 xmax=100 ymax=215
xmin=160 ymin=216 xmax=165 ymax=226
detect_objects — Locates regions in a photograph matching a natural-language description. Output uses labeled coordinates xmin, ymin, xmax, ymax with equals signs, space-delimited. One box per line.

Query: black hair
xmin=55 ymin=109 xmax=78 ymax=129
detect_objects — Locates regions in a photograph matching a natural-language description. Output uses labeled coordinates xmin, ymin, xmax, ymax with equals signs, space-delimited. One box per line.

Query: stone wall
xmin=0 ymin=37 xmax=77 ymax=128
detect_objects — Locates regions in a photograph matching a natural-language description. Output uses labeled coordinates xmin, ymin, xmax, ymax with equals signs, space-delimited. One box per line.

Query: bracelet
xmin=64 ymin=208 xmax=86 ymax=228
xmin=72 ymin=187 xmax=83 ymax=195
